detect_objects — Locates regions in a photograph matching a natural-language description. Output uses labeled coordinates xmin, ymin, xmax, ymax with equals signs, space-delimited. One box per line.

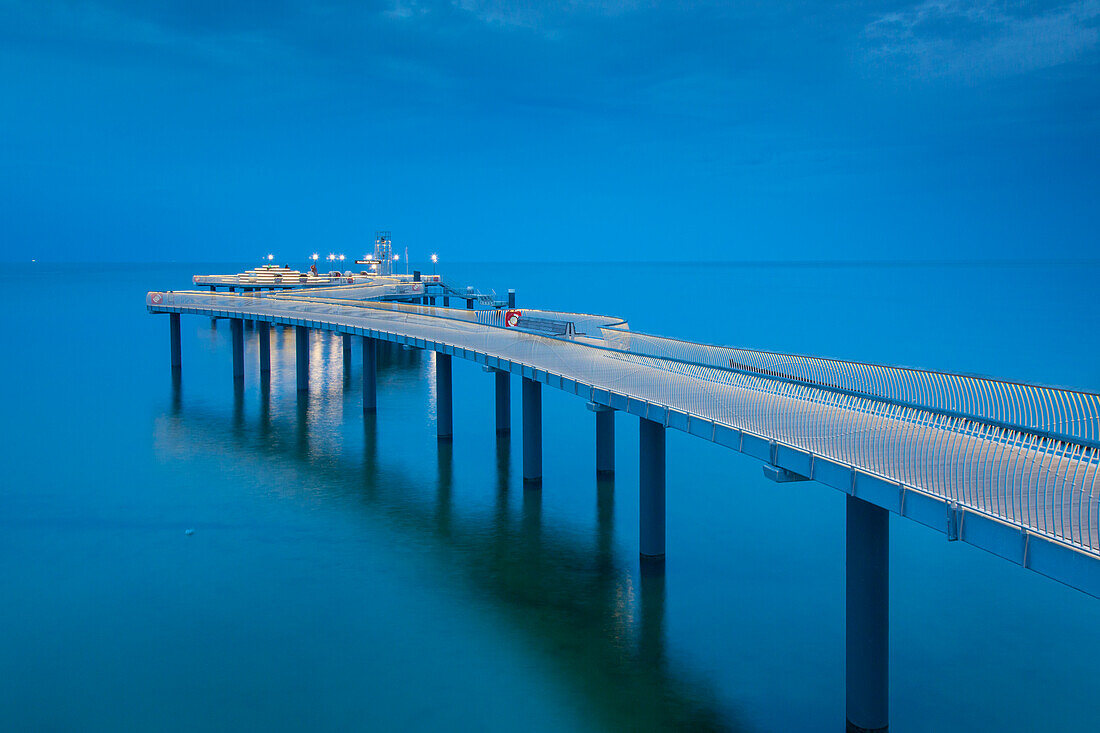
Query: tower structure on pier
xmin=374 ymin=231 xmax=393 ymax=276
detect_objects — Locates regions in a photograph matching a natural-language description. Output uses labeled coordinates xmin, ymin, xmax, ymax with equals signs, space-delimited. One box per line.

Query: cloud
xmin=863 ymin=0 xmax=1100 ymax=80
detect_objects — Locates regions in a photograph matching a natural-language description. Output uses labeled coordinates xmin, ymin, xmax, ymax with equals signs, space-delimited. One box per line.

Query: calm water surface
xmin=1 ymin=261 xmax=1098 ymax=731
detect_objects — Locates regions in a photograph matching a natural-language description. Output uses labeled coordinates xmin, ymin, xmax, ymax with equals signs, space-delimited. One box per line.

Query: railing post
xmin=495 ymin=370 xmax=510 ymax=433
xmin=639 ymin=417 xmax=665 ymax=558
xmin=169 ymin=313 xmax=181 ymax=372
xmin=258 ymin=321 xmax=270 ymax=374
xmin=362 ymin=336 xmax=377 ymax=412
xmin=522 ymin=377 xmax=542 ymax=485
xmin=436 ymin=353 xmax=452 ymax=441
xmin=295 ymin=326 xmax=309 ymax=393
xmin=230 ymin=317 xmax=244 ymax=383
xmin=846 ymin=495 xmax=889 ymax=733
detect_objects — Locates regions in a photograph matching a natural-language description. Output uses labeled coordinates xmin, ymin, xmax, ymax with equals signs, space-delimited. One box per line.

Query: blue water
xmin=2 ymin=262 xmax=1098 ymax=731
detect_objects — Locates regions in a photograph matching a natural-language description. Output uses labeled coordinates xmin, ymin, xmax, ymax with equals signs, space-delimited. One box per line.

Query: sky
xmin=1 ymin=0 xmax=1098 ymax=262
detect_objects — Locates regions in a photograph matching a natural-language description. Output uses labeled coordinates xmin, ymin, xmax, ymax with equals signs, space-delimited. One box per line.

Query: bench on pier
xmin=515 ymin=316 xmax=576 ymax=338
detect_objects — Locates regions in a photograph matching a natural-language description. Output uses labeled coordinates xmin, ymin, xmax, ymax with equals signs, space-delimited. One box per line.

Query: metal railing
xmin=599 ymin=327 xmax=1100 ymax=448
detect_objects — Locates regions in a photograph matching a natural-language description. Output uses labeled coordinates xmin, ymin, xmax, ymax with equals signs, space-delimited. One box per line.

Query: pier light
xmin=311 ymin=253 xmax=319 ymax=261
xmin=266 ymin=254 xmax=274 ymax=261
xmin=431 ymin=253 xmax=438 ymax=263
xmin=338 ymin=254 xmax=345 ymax=261
xmin=393 ymin=254 xmax=400 ymax=261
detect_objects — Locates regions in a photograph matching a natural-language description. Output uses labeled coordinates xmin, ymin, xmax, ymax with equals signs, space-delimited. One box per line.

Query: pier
xmin=148 ymin=285 xmax=1100 ymax=733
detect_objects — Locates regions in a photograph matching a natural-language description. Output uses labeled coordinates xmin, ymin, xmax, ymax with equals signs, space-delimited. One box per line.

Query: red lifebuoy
xmin=504 ymin=309 xmax=521 ymax=327
xmin=151 ymin=293 xmax=163 ymax=305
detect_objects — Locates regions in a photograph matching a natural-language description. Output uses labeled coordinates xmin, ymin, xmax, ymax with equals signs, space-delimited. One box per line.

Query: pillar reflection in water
xmin=156 ymin=337 xmax=738 ymax=733
xmin=437 ymin=439 xmax=453 ymax=536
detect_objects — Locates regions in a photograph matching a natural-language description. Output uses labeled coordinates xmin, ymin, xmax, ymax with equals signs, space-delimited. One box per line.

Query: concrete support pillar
xmin=507 ymin=289 xmax=516 ymax=308
xmin=495 ymin=370 xmax=510 ymax=433
xmin=295 ymin=326 xmax=309 ymax=392
xmin=230 ymin=317 xmax=244 ymax=382
xmin=169 ymin=313 xmax=181 ymax=371
xmin=522 ymin=377 xmax=542 ymax=485
xmin=846 ymin=495 xmax=889 ymax=733
xmin=362 ymin=336 xmax=377 ymax=413
xmin=639 ymin=418 xmax=665 ymax=558
xmin=436 ymin=353 xmax=452 ymax=440
xmin=258 ymin=321 xmax=271 ymax=374
xmin=466 ymin=299 xmax=473 ymax=309
xmin=442 ymin=296 xmax=450 ymax=307
xmin=429 ymin=296 xmax=436 ymax=306
xmin=342 ymin=333 xmax=352 ymax=379
xmin=596 ymin=409 xmax=615 ymax=476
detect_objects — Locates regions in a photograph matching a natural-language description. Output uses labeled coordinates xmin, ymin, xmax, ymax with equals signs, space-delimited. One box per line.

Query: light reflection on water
xmin=156 ymin=332 xmax=738 ymax=731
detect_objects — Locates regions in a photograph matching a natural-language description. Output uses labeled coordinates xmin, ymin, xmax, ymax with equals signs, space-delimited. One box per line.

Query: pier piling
xmin=639 ymin=418 xmax=665 ymax=558
xmin=495 ymin=370 xmax=510 ymax=433
xmin=169 ymin=313 xmax=181 ymax=372
xmin=846 ymin=495 xmax=889 ymax=733
xmin=258 ymin=321 xmax=270 ymax=373
xmin=295 ymin=326 xmax=309 ymax=392
xmin=522 ymin=377 xmax=542 ymax=485
xmin=596 ymin=408 xmax=615 ymax=476
xmin=230 ymin=318 xmax=244 ymax=382
xmin=362 ymin=336 xmax=377 ymax=412
xmin=342 ymin=333 xmax=352 ymax=379
xmin=436 ymin=353 xmax=453 ymax=440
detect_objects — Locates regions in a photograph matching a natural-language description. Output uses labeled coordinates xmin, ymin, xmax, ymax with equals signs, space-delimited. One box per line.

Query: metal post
xmin=495 ymin=370 xmax=510 ymax=433
xmin=342 ymin=333 xmax=352 ymax=379
xmin=230 ymin=317 xmax=244 ymax=382
xmin=639 ymin=418 xmax=665 ymax=558
xmin=169 ymin=313 xmax=181 ymax=371
xmin=295 ymin=326 xmax=309 ymax=392
xmin=596 ymin=409 xmax=614 ymax=476
xmin=258 ymin=321 xmax=270 ymax=373
xmin=436 ymin=353 xmax=452 ymax=440
xmin=362 ymin=336 xmax=377 ymax=412
xmin=522 ymin=377 xmax=541 ymax=485
xmin=846 ymin=495 xmax=889 ymax=733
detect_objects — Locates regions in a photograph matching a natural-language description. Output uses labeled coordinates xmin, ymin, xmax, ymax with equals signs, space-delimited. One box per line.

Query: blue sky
xmin=1 ymin=0 xmax=1098 ymax=262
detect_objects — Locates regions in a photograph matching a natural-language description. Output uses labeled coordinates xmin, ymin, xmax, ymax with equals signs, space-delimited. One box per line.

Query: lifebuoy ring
xmin=151 ymin=293 xmax=163 ymax=305
xmin=504 ymin=309 xmax=521 ymax=327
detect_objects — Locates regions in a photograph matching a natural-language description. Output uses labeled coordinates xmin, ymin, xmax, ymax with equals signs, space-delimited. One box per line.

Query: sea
xmin=1 ymin=261 xmax=1098 ymax=731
